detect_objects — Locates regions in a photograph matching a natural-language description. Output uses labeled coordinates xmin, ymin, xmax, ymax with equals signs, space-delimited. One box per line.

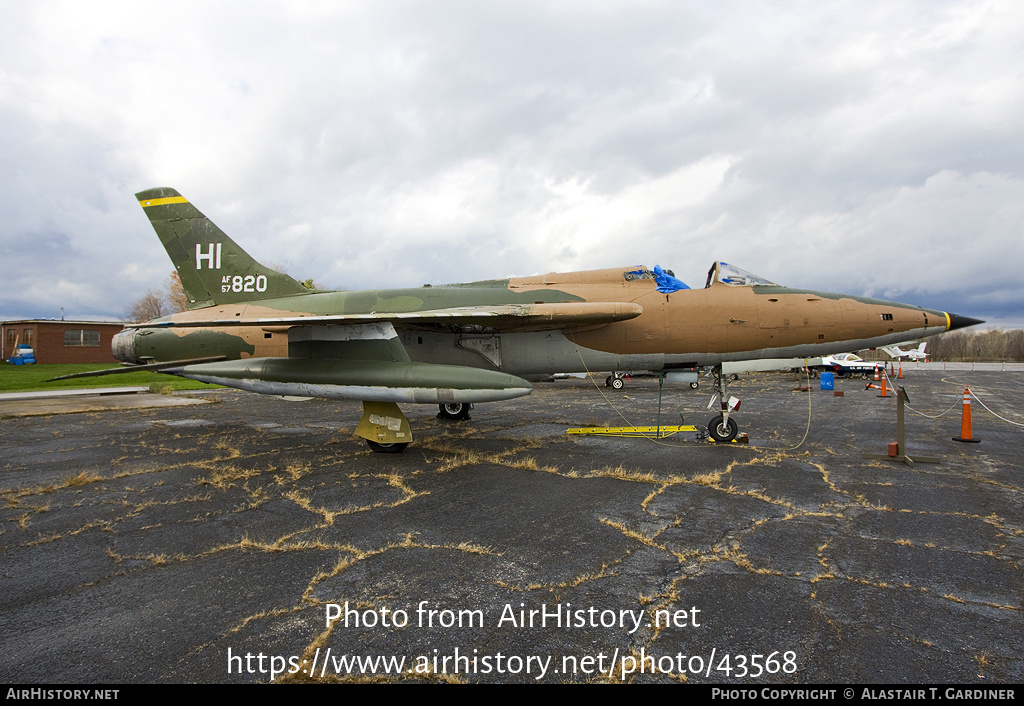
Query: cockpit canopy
xmin=621 ymin=262 xmax=778 ymax=291
xmin=706 ymin=262 xmax=779 ymax=288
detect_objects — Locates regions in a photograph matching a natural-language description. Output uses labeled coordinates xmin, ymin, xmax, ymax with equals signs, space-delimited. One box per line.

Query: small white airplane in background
xmin=882 ymin=342 xmax=928 ymax=361
xmin=818 ymin=352 xmax=884 ymax=379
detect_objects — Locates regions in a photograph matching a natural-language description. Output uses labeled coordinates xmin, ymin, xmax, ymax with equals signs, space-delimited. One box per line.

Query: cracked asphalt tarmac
xmin=1 ymin=370 xmax=1021 ymax=683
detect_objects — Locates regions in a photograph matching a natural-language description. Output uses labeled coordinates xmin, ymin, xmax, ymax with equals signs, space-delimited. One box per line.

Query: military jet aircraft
xmin=69 ymin=188 xmax=982 ymax=451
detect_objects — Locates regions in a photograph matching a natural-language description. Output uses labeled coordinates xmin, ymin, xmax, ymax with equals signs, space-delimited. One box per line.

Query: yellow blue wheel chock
xmin=565 ymin=424 xmax=701 ymax=439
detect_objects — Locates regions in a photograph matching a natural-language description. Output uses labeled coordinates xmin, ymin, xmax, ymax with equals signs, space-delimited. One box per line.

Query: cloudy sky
xmin=2 ymin=1 xmax=1021 ymax=326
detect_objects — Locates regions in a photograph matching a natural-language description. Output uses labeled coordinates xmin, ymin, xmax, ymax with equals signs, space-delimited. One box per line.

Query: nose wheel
xmin=706 ymin=364 xmax=741 ymax=443
xmin=707 ymin=414 xmax=738 ymax=442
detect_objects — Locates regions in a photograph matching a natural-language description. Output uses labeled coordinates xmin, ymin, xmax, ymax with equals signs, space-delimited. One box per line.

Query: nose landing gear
xmin=706 ymin=364 xmax=740 ymax=443
xmin=707 ymin=413 xmax=738 ymax=443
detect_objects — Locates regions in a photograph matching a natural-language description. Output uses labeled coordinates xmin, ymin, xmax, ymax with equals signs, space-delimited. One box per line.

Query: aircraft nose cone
xmin=947 ymin=313 xmax=985 ymax=331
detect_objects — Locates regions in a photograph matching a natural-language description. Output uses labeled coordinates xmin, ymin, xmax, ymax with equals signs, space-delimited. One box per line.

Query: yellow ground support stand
xmin=355 ymin=400 xmax=412 ymax=444
xmin=565 ymin=424 xmax=700 ymax=439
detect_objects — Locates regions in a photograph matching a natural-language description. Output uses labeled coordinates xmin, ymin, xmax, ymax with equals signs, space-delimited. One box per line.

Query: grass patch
xmin=0 ymin=363 xmax=220 ymax=393
xmin=65 ymin=471 xmax=104 ymax=487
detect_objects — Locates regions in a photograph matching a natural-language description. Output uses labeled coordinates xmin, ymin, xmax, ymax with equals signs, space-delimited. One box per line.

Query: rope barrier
xmin=970 ymin=391 xmax=1024 ymax=428
xmin=888 ymin=369 xmax=1024 ymax=428
xmin=567 ymin=335 xmax=693 ymax=447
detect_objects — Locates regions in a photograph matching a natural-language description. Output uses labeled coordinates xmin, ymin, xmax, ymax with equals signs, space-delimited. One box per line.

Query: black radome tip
xmin=947 ymin=313 xmax=985 ymax=331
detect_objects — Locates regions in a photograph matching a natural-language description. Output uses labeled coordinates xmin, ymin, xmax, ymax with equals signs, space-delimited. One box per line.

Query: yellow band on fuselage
xmin=139 ymin=196 xmax=189 ymax=207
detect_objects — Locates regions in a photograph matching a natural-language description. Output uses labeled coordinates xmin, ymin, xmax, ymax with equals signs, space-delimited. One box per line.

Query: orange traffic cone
xmin=874 ymin=367 xmax=880 ymax=381
xmin=952 ymin=387 xmax=981 ymax=443
xmin=865 ymin=382 xmax=880 ymax=390
xmin=878 ymin=371 xmax=888 ymax=397
xmin=898 ymin=364 xmax=903 ymax=379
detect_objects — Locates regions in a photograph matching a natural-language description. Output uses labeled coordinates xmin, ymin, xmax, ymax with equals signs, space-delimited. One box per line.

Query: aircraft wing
xmin=130 ymin=302 xmax=644 ymax=333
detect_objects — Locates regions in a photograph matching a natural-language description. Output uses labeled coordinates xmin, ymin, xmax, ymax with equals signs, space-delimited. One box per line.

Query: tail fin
xmin=136 ymin=187 xmax=311 ymax=308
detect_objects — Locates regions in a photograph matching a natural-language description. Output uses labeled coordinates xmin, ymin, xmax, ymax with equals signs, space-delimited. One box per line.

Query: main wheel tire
xmin=366 ymin=440 xmax=409 ymax=453
xmin=605 ymin=375 xmax=614 ymax=387
xmin=707 ymin=414 xmax=738 ymax=443
xmin=610 ymin=377 xmax=625 ymax=390
xmin=690 ymin=382 xmax=699 ymax=389
xmin=437 ymin=402 xmax=471 ymax=420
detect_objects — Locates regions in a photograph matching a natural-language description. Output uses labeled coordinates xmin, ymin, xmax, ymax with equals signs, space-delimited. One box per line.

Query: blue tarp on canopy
xmin=653 ymin=265 xmax=689 ymax=293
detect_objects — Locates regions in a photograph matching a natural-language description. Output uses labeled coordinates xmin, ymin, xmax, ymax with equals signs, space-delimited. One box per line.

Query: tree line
xmin=124 ymin=272 xmax=189 ymax=323
xmin=923 ymin=329 xmax=1024 ymax=362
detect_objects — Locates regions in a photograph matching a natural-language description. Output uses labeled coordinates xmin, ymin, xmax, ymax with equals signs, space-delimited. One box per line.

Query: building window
xmin=64 ymin=330 xmax=101 ymax=347
xmin=23 ymin=329 xmax=34 ymax=346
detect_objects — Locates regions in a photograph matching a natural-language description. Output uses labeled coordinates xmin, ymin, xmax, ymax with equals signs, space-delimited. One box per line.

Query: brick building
xmin=1 ymin=320 xmax=125 ymax=364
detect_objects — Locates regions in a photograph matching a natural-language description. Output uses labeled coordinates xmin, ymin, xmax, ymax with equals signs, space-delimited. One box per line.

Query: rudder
xmin=136 ymin=187 xmax=310 ymax=308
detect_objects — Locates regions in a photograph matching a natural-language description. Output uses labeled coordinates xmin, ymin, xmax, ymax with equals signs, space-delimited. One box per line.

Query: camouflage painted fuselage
xmin=116 ymin=264 xmax=954 ymax=378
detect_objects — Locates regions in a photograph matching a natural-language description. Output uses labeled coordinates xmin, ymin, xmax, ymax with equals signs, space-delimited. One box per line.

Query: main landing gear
xmin=437 ymin=402 xmax=472 ymax=420
xmin=605 ymin=373 xmax=628 ymax=390
xmin=706 ymin=364 xmax=741 ymax=443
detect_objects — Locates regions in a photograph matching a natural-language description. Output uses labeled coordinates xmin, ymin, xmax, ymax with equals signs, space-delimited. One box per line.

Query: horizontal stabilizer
xmin=47 ymin=356 xmax=228 ymax=381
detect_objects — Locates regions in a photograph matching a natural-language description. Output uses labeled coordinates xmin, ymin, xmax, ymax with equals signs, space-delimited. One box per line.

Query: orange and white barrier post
xmin=952 ymin=387 xmax=981 ymax=443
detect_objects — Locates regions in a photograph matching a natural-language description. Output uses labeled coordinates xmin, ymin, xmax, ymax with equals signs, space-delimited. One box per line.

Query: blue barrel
xmin=820 ymin=372 xmax=834 ymax=390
